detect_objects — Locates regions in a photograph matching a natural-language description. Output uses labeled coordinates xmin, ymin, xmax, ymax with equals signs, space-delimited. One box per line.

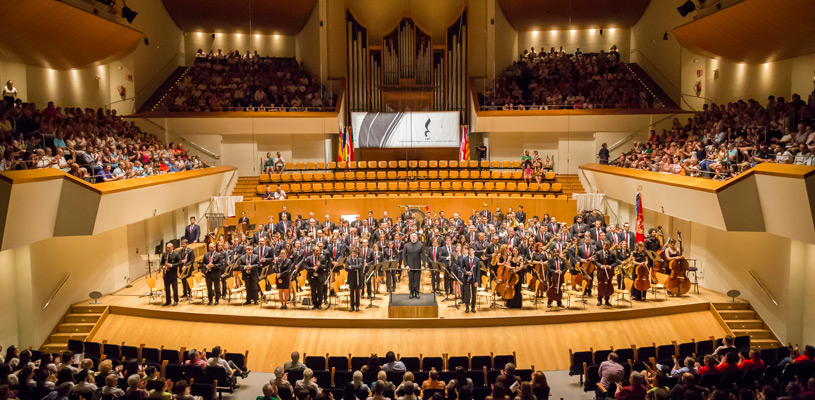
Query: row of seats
xmin=255 ymin=181 xmax=564 ymax=196
xmin=276 ymin=160 xmax=539 ymax=172
xmin=260 ymin=170 xmax=556 ymax=183
xmin=299 ymin=352 xmax=516 ymax=373
xmin=65 ymin=339 xmax=247 ymax=371
xmin=569 ymin=335 xmax=752 ymax=380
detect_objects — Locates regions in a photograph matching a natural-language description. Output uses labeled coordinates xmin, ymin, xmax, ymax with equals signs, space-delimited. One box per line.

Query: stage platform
xmin=388 ymin=293 xmax=439 ymax=318
xmin=78 ymin=275 xmax=737 ymax=372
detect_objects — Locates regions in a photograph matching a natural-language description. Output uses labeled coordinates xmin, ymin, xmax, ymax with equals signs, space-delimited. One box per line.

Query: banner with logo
xmin=350 ymin=112 xmax=460 ymax=148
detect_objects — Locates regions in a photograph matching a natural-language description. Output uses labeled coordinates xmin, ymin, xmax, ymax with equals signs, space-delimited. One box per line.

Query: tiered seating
xmin=571 ymin=336 xmax=811 ymax=396
xmin=232 ymin=160 xmax=584 ymax=199
xmin=62 ymin=339 xmax=247 ymax=400
xmin=289 ymin=352 xmax=524 ymax=400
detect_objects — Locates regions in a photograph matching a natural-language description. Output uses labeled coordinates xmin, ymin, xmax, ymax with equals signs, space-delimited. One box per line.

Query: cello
xmin=665 ymin=232 xmax=691 ymax=295
xmin=494 ymin=258 xmax=519 ymax=300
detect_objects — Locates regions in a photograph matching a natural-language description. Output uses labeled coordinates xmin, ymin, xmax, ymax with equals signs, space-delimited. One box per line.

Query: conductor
xmin=403 ymin=232 xmax=427 ymax=299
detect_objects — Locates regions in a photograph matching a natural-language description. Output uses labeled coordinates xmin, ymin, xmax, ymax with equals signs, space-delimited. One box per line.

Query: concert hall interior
xmin=1 ymin=0 xmax=815 ymax=399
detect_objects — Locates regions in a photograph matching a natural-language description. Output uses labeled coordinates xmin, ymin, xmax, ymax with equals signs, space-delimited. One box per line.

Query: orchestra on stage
xmin=156 ymin=203 xmax=690 ymax=312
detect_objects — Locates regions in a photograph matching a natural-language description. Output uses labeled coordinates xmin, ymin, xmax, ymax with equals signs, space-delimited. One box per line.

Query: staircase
xmin=713 ymin=302 xmax=781 ymax=350
xmin=40 ymin=304 xmax=108 ymax=354
xmin=136 ymin=66 xmax=190 ymax=113
xmin=625 ymin=62 xmax=680 ymax=110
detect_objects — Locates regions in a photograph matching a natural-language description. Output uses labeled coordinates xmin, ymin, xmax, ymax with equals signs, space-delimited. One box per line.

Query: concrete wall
xmin=0 ymin=200 xmax=206 ymax=349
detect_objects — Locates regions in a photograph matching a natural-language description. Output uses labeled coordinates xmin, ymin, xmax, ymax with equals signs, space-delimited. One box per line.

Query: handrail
xmin=748 ymin=270 xmax=779 ymax=306
xmin=43 ymin=274 xmax=71 ymax=310
xmin=179 ymin=136 xmax=220 ymax=160
xmin=629 ymin=49 xmax=681 ymax=96
xmin=608 ymin=134 xmax=634 ymax=153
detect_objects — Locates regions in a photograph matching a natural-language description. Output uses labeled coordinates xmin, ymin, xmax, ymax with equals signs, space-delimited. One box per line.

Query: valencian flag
xmin=635 ymin=192 xmax=646 ymax=243
xmin=459 ymin=125 xmax=470 ymax=161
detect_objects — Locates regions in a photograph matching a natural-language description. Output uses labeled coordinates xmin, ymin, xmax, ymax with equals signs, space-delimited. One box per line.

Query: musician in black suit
xmin=458 ymin=247 xmax=482 ymax=313
xmin=618 ymin=223 xmax=637 ymax=250
xmin=304 ymin=248 xmax=328 ymax=309
xmin=427 ymin=238 xmax=448 ymax=293
xmin=240 ymin=246 xmax=260 ymax=305
xmin=238 ymin=212 xmax=250 ymax=231
xmin=278 ymin=206 xmax=292 ymax=222
xmin=276 ymin=216 xmax=293 ymax=237
xmin=594 ymin=242 xmax=617 ymax=307
xmin=480 ymin=203 xmax=492 ymax=221
xmin=321 ymin=215 xmax=336 ymax=232
xmin=345 ymin=248 xmax=364 ymax=312
xmin=200 ymin=243 xmax=224 ymax=305
xmin=576 ymin=236 xmax=596 ymax=295
xmin=254 ymin=238 xmax=275 ymax=271
xmin=364 ymin=211 xmax=378 ymax=230
xmin=383 ymin=240 xmax=399 ymax=292
xmin=160 ymin=243 xmax=182 ymax=306
xmin=515 ymin=205 xmax=527 ymax=227
xmin=327 ymin=236 xmax=346 ymax=265
xmin=589 ymin=220 xmax=604 ymax=242
xmin=442 ymin=236 xmax=456 ymax=295
xmin=399 ymin=207 xmax=413 ymax=223
xmin=379 ymin=212 xmax=393 ymax=228
xmin=178 ymin=239 xmax=196 ymax=298
xmin=546 ymin=250 xmax=567 ymax=308
xmin=185 ymin=217 xmax=201 ymax=243
xmin=403 ymin=233 xmax=427 ymax=299
xmin=570 ymin=216 xmax=588 ymax=239
xmin=359 ymin=240 xmax=374 ymax=298
xmin=274 ymin=250 xmax=293 ymax=309
xmin=264 ymin=216 xmax=275 ymax=233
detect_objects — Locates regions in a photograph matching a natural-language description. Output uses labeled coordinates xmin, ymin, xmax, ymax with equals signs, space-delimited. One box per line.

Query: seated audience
xmin=481 ymin=46 xmax=655 ymax=110
xmin=284 ymin=352 xmax=306 ymax=372
xmin=157 ymin=51 xmax=335 ymax=112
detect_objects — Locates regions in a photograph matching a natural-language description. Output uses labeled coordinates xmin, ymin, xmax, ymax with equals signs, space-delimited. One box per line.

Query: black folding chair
xmin=164 ymin=365 xmax=186 ymax=382
xmin=569 ymin=350 xmax=593 ymax=383
xmin=121 ymin=345 xmax=140 ymax=361
xmin=492 ymin=354 xmax=515 ymax=369
xmin=161 ymin=349 xmax=181 ymax=365
xmin=103 ymin=344 xmax=121 ymax=362
xmin=191 ymin=382 xmax=215 ymax=400
xmin=83 ymin=341 xmax=102 ymax=359
xmin=142 ymin=347 xmax=160 ymax=364
xmin=205 ymin=366 xmax=234 ymax=400
xmin=67 ymin=340 xmax=84 ymax=355
xmin=401 ymin=357 xmax=421 ymax=372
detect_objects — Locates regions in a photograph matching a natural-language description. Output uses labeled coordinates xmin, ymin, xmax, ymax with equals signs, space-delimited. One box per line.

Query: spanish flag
xmin=635 ymin=192 xmax=645 ymax=243
xmin=459 ymin=125 xmax=470 ymax=161
xmin=337 ymin=126 xmax=346 ymax=162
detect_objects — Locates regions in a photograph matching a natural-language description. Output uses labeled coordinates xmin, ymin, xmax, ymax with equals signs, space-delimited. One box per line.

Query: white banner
xmin=351 ymin=112 xmax=460 ymax=148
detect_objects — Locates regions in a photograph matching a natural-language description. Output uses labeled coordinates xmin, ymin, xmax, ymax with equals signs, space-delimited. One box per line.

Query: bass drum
xmin=408 ymin=208 xmax=426 ymax=228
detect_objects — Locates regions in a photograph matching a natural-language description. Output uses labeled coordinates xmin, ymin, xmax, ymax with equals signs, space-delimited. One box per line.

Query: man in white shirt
xmin=207 ymin=346 xmax=248 ymax=387
xmin=275 ymin=187 xmax=287 ymax=200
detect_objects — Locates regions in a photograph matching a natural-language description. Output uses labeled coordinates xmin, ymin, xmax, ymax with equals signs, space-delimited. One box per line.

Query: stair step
xmin=64 ymin=313 xmax=103 ymax=324
xmin=726 ymin=319 xmax=765 ymax=330
xmin=717 ymin=310 xmax=755 ymax=320
xmin=41 ymin=342 xmax=68 ymax=352
xmin=57 ymin=323 xmax=96 ymax=333
xmin=750 ymin=339 xmax=781 ymax=350
xmin=71 ymin=305 xmax=107 ymax=314
xmin=731 ymin=328 xmax=774 ymax=340
xmin=49 ymin=333 xmax=87 ymax=343
xmin=713 ymin=302 xmax=750 ymax=310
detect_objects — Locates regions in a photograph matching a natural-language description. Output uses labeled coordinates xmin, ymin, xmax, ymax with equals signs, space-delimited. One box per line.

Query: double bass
xmin=596 ymin=250 xmax=615 ymax=300
xmin=633 ymin=247 xmax=651 ymax=293
xmin=547 ymin=267 xmax=565 ymax=304
xmin=493 ymin=255 xmax=519 ymax=300
xmin=665 ymin=232 xmax=691 ymax=295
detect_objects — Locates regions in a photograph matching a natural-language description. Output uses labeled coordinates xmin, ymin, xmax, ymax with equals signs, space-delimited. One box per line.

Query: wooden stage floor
xmin=82 ymin=275 xmax=735 ymax=372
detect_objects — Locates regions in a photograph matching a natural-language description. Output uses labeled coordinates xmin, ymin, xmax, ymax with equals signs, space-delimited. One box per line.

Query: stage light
xmin=122 ymin=5 xmax=138 ymax=23
xmin=144 ymin=38 xmax=149 ymax=46
xmin=677 ymin=1 xmax=696 ymax=17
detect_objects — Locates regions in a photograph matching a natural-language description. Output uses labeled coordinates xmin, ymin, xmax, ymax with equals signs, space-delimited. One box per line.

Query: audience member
xmin=284 ymin=352 xmax=307 ymax=372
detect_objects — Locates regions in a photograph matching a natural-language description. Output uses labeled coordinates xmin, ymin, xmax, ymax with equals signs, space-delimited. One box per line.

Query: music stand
xmin=428 ymin=261 xmax=446 ymax=296
xmin=381 ymin=261 xmax=398 ymax=296
xmin=436 ymin=263 xmax=462 ymax=309
xmin=365 ymin=263 xmax=383 ymax=309
xmin=326 ymin=257 xmax=346 ymax=305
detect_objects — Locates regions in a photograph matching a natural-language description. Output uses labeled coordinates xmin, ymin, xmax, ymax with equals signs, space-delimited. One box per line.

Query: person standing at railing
xmin=599 ymin=143 xmax=610 ymax=165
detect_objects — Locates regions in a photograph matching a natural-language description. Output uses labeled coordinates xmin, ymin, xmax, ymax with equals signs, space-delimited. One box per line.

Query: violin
xmin=665 ymin=231 xmax=691 ymax=295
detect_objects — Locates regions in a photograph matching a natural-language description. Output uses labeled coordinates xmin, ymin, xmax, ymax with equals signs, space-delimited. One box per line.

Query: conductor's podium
xmin=387 ymin=293 xmax=439 ymax=318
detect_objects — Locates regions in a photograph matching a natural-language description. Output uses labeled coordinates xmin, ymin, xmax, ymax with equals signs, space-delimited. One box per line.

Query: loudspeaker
xmin=677 ymin=0 xmax=696 ymax=17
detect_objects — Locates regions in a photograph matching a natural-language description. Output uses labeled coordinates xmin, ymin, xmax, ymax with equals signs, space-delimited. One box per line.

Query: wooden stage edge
xmin=101 ymin=301 xmax=715 ymax=329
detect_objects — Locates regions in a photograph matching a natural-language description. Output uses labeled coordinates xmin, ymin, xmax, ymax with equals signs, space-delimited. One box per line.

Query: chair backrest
xmin=104 ymin=344 xmax=122 ymax=361
xmin=84 ymin=341 xmax=102 ymax=358
xmin=422 ymin=389 xmax=444 ymax=400
xmin=161 ymin=349 xmax=180 ymax=365
xmin=615 ymin=348 xmax=635 ymax=364
xmin=422 ymin=356 xmax=443 ymax=372
xmin=677 ymin=342 xmax=696 ymax=359
xmin=447 ymin=356 xmax=469 ymax=371
xmin=593 ymin=349 xmax=612 ymax=365
xmin=67 ymin=340 xmax=84 ymax=354
xmin=492 ymin=354 xmax=515 ymax=370
xmin=204 ymin=366 xmax=229 ymax=387
xmin=695 ymin=340 xmax=714 ymax=357
xmin=305 ymin=356 xmax=327 ymax=370
xmin=287 ymin=369 xmax=304 ymax=385
xmin=400 ymin=356 xmax=421 ymax=371
xmin=636 ymin=346 xmax=656 ymax=362
xmin=656 ymin=344 xmax=675 ymax=360
xmin=164 ymin=364 xmax=185 ymax=382
xmin=224 ymin=352 xmax=246 ymax=370
xmin=350 ymin=356 xmax=368 ymax=372
xmin=142 ymin=347 xmax=160 ymax=363
xmin=470 ymin=355 xmax=492 ymax=371
xmin=183 ymin=365 xmax=207 ymax=383
xmin=278 ymin=386 xmax=293 ymax=400
xmin=569 ymin=351 xmax=592 ymax=374
xmin=328 ymin=356 xmax=349 ymax=371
